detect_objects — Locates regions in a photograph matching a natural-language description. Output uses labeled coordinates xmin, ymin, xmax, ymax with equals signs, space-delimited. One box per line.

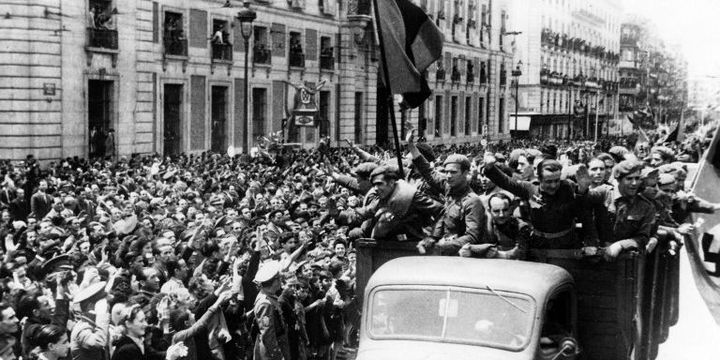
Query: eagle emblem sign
xmin=287 ymin=80 xmax=326 ymax=127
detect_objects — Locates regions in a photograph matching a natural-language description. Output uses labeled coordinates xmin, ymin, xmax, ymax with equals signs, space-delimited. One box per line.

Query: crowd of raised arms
xmin=0 ymin=123 xmax=716 ymax=360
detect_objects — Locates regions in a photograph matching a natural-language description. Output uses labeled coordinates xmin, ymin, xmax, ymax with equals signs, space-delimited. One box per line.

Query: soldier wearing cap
xmin=253 ymin=261 xmax=290 ymax=360
xmin=590 ymin=160 xmax=656 ymax=259
xmin=70 ymin=281 xmax=110 ymax=360
xmin=416 ymin=154 xmax=488 ymax=255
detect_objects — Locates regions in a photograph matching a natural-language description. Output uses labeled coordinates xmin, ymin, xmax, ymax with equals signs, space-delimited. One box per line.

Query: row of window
xmin=539 ymin=90 xmax=614 ymax=115
xmin=85 ymin=2 xmax=336 ymax=70
xmin=436 ymin=57 xmax=510 ymax=86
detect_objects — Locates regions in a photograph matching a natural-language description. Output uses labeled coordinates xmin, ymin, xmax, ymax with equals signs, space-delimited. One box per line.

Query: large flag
xmin=376 ymin=0 xmax=443 ymax=108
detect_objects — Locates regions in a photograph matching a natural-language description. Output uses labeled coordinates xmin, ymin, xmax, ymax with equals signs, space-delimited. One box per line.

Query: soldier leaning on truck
xmin=481 ymin=153 xmax=593 ymax=250
xmin=585 ymin=160 xmax=657 ymax=260
xmin=332 ymin=164 xmax=442 ymax=242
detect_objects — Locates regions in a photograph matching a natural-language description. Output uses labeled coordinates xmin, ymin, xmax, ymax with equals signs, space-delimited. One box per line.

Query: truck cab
xmin=357 ymin=257 xmax=579 ymax=360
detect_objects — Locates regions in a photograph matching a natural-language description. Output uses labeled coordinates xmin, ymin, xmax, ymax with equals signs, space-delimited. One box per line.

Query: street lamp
xmin=237 ymin=2 xmax=256 ymax=154
xmin=511 ymin=60 xmax=523 ymax=138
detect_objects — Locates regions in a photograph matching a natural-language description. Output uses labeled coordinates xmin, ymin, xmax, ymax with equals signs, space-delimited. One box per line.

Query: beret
xmin=353 ymin=162 xmax=378 ymax=177
xmin=370 ymin=164 xmax=400 ymax=180
xmin=658 ymin=173 xmax=676 ymax=186
xmin=254 ymin=261 xmax=281 ymax=283
xmin=640 ymin=167 xmax=659 ymax=179
xmin=443 ymin=154 xmax=471 ymax=170
xmin=613 ymin=160 xmax=644 ymax=179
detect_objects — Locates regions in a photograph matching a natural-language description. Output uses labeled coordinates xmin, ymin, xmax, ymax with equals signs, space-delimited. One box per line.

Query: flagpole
xmin=371 ymin=0 xmax=405 ymax=178
xmin=594 ymin=95 xmax=599 ymax=143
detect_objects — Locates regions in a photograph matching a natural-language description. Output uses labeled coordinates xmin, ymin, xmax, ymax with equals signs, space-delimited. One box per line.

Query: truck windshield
xmin=368 ymin=286 xmax=534 ymax=350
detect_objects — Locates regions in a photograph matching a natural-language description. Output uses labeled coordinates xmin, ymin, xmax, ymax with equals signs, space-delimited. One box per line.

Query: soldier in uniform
xmin=70 ymin=282 xmax=110 ymax=360
xmin=411 ymin=152 xmax=487 ymax=256
xmin=253 ymin=261 xmax=290 ymax=360
xmin=482 ymin=153 xmax=592 ymax=249
xmin=459 ymin=192 xmax=531 ymax=259
xmin=593 ymin=160 xmax=656 ymax=260
xmin=333 ymin=165 xmax=442 ymax=242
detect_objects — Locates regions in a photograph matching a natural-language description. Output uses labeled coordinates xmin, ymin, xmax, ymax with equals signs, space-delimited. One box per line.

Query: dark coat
xmin=111 ymin=335 xmax=146 ymax=360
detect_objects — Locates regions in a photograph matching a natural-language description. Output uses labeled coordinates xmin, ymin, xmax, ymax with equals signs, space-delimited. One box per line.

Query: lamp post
xmin=237 ymin=2 xmax=256 ymax=154
xmin=511 ymin=60 xmax=522 ymax=138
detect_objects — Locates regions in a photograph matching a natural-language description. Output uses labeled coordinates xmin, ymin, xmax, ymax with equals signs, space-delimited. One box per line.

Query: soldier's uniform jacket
xmin=338 ymin=180 xmax=441 ymax=242
xmin=607 ymin=188 xmax=656 ymax=247
xmin=484 ymin=164 xmax=586 ymax=249
xmin=253 ymin=292 xmax=290 ymax=360
xmin=71 ymin=315 xmax=109 ymax=360
xmin=431 ymin=184 xmax=487 ymax=255
xmin=487 ymin=216 xmax=531 ymax=259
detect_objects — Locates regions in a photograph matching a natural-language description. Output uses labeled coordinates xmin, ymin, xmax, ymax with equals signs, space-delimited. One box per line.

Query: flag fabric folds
xmin=376 ymin=0 xmax=444 ymax=108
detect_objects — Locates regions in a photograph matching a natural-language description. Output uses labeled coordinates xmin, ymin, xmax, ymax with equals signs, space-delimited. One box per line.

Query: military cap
xmin=73 ymin=281 xmax=107 ymax=304
xmin=254 ymin=261 xmax=281 ymax=284
xmin=613 ymin=159 xmax=644 ymax=179
xmin=41 ymin=254 xmax=73 ymax=277
xmin=353 ymin=162 xmax=378 ymax=177
xmin=651 ymin=146 xmax=675 ymax=162
xmin=370 ymin=164 xmax=400 ymax=180
xmin=443 ymin=154 xmax=471 ymax=171
xmin=658 ymin=173 xmax=676 ymax=186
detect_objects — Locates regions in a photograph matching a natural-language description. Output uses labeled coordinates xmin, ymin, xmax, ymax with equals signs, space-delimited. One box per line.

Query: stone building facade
xmin=617 ymin=17 xmax=687 ymax=133
xmin=509 ymin=0 xmax=621 ymax=140
xmin=0 ymin=0 xmax=379 ymax=160
xmin=390 ymin=0 xmax=514 ymax=145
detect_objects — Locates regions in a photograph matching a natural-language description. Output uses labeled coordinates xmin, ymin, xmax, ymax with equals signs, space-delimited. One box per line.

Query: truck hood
xmin=356 ymin=340 xmax=532 ymax=360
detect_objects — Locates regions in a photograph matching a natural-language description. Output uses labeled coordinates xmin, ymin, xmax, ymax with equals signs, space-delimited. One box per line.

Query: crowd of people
xmin=0 ymin=122 xmax=716 ymax=360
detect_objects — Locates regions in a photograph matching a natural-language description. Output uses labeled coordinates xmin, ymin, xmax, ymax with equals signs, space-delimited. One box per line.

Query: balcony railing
xmin=320 ymin=53 xmax=334 ymax=70
xmin=212 ymin=43 xmax=233 ymax=61
xmin=164 ymin=36 xmax=187 ymax=56
xmin=289 ymin=51 xmax=305 ymax=68
xmin=87 ymin=28 xmax=118 ymax=49
xmin=253 ymin=45 xmax=271 ymax=64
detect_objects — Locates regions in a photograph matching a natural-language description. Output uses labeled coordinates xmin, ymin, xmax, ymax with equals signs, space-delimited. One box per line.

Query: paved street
xmin=657 ymin=246 xmax=720 ymax=359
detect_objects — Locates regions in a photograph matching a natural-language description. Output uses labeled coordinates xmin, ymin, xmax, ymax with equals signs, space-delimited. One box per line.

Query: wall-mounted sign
xmin=43 ymin=83 xmax=56 ymax=96
xmin=288 ymin=80 xmax=326 ymax=127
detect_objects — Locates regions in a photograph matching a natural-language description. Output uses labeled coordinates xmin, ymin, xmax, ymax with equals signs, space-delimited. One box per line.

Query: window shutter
xmin=271 ymin=23 xmax=286 ymax=57
xmin=152 ymin=2 xmax=159 ymax=43
xmin=189 ymin=9 xmax=208 ymax=48
xmin=305 ymin=28 xmax=317 ymax=61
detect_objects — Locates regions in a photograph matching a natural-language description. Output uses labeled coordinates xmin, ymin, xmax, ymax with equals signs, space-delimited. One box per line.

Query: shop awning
xmin=509 ymin=116 xmax=531 ymax=131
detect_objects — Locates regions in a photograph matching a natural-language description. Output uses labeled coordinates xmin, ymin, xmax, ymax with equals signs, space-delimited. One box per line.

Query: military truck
xmin=354 ymin=240 xmax=679 ymax=360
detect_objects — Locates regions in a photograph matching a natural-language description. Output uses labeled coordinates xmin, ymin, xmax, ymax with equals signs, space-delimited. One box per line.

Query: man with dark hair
xmin=460 ymin=192 xmax=531 ymax=259
xmin=483 ymin=153 xmax=592 ymax=249
xmin=333 ymin=164 xmax=441 ymax=242
xmin=364 ymin=164 xmax=442 ymax=242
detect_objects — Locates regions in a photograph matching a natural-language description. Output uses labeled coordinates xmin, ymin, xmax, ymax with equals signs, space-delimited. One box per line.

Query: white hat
xmin=73 ymin=281 xmax=107 ymax=304
xmin=254 ymin=261 xmax=281 ymax=284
